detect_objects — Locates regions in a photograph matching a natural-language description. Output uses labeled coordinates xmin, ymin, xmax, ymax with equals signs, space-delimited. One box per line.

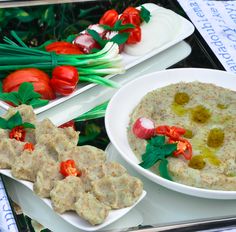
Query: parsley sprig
xmin=140 ymin=6 xmax=151 ymax=23
xmin=139 ymin=135 xmax=177 ymax=180
xmin=101 ymin=20 xmax=135 ymax=31
xmin=0 ymin=111 xmax=35 ymax=130
xmin=87 ymin=29 xmax=130 ymax=48
xmin=0 ymin=82 xmax=49 ymax=108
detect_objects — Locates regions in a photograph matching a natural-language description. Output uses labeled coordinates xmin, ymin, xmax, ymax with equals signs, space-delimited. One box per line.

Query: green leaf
xmin=155 ymin=143 xmax=177 ymax=156
xmin=21 ymin=122 xmax=35 ymax=129
xmin=78 ymin=123 xmax=101 ymax=145
xmin=148 ymin=136 xmax=165 ymax=147
xmin=87 ymin=29 xmax=107 ymax=47
xmin=0 ymin=92 xmax=20 ymax=106
xmin=0 ymin=118 xmax=8 ymax=129
xmin=139 ymin=153 xmax=160 ymax=169
xmin=29 ymin=98 xmax=49 ymax=108
xmin=140 ymin=6 xmax=151 ymax=23
xmin=14 ymin=8 xmax=34 ymax=23
xmin=110 ymin=32 xmax=129 ymax=45
xmin=41 ymin=6 xmax=55 ymax=27
xmin=113 ymin=20 xmax=135 ymax=31
xmin=65 ymin=34 xmax=78 ymax=43
xmin=7 ymin=112 xmax=23 ymax=129
xmin=159 ymin=158 xmax=172 ymax=181
xmin=101 ymin=20 xmax=135 ymax=31
xmin=18 ymin=82 xmax=41 ymax=104
xmin=0 ymin=82 xmax=3 ymax=93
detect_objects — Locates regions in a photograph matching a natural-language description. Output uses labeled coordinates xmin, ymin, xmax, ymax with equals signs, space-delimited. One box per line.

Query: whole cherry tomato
xmin=99 ymin=9 xmax=119 ymax=27
xmin=51 ymin=66 xmax=79 ymax=96
xmin=120 ymin=7 xmax=141 ymax=26
xmin=3 ymin=68 xmax=55 ymax=100
xmin=45 ymin=41 xmax=83 ymax=54
xmin=125 ymin=26 xmax=141 ymax=44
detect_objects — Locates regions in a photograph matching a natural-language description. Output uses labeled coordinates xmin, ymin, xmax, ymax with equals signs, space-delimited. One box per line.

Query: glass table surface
xmin=0 ymin=1 xmax=234 ymax=232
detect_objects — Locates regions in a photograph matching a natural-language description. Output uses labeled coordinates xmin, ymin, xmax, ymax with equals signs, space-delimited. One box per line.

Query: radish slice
xmin=132 ymin=117 xmax=155 ymax=139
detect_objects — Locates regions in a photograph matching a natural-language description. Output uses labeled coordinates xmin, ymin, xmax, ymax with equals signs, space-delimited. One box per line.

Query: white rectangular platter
xmin=0 ymin=3 xmax=194 ymax=114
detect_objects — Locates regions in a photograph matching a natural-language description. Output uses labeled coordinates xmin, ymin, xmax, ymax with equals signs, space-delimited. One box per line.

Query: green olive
xmin=188 ymin=155 xmax=206 ymax=170
xmin=184 ymin=129 xmax=194 ymax=139
xmin=191 ymin=105 xmax=211 ymax=123
xmin=207 ymin=128 xmax=224 ymax=148
xmin=174 ymin=92 xmax=190 ymax=105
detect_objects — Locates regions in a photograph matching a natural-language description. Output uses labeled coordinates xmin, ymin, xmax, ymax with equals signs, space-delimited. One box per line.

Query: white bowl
xmin=105 ymin=68 xmax=236 ymax=199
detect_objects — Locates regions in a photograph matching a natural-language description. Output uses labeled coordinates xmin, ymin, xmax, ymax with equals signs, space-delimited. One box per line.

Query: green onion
xmin=0 ymin=32 xmax=125 ymax=88
xmin=74 ymin=101 xmax=109 ymax=122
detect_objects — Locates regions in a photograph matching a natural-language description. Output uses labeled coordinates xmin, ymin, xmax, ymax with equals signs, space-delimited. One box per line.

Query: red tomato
xmin=169 ymin=138 xmax=192 ymax=160
xmin=58 ymin=120 xmax=76 ymax=130
xmin=45 ymin=41 xmax=83 ymax=54
xmin=156 ymin=125 xmax=186 ymax=140
xmin=3 ymin=68 xmax=56 ymax=100
xmin=9 ymin=126 xmax=26 ymax=142
xmin=99 ymin=9 xmax=119 ymax=27
xmin=125 ymin=26 xmax=141 ymax=44
xmin=23 ymin=143 xmax=35 ymax=152
xmin=51 ymin=66 xmax=79 ymax=96
xmin=120 ymin=7 xmax=141 ymax=26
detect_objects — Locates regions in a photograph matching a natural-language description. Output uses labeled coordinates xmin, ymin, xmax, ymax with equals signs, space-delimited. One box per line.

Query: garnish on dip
xmin=132 ymin=117 xmax=155 ymax=139
xmin=23 ymin=142 xmax=35 ymax=152
xmin=132 ymin=118 xmax=193 ymax=180
xmin=60 ymin=159 xmax=81 ymax=177
xmin=0 ymin=111 xmax=35 ymax=142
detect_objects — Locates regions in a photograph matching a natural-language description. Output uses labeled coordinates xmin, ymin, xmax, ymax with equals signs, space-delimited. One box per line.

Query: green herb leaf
xmin=87 ymin=29 xmax=107 ymax=47
xmin=18 ymin=82 xmax=41 ymax=104
xmin=66 ymin=34 xmax=78 ymax=43
xmin=101 ymin=20 xmax=135 ymax=31
xmin=29 ymin=98 xmax=49 ymax=108
xmin=148 ymin=136 xmax=165 ymax=147
xmin=113 ymin=20 xmax=135 ymax=31
xmin=159 ymin=158 xmax=172 ymax=181
xmin=0 ymin=118 xmax=8 ymax=129
xmin=0 ymin=92 xmax=20 ymax=106
xmin=110 ymin=32 xmax=129 ymax=45
xmin=7 ymin=111 xmax=23 ymax=129
xmin=139 ymin=135 xmax=177 ymax=180
xmin=21 ymin=122 xmax=35 ymax=129
xmin=140 ymin=6 xmax=151 ymax=23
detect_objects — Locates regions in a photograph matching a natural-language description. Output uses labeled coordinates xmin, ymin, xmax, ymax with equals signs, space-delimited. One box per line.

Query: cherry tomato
xmin=126 ymin=26 xmax=141 ymax=44
xmin=51 ymin=66 xmax=79 ymax=96
xmin=3 ymin=68 xmax=55 ymax=100
xmin=120 ymin=7 xmax=141 ymax=26
xmin=9 ymin=126 xmax=26 ymax=142
xmin=45 ymin=41 xmax=83 ymax=54
xmin=99 ymin=9 xmax=119 ymax=27
xmin=156 ymin=125 xmax=186 ymax=140
xmin=169 ymin=138 xmax=192 ymax=160
xmin=60 ymin=159 xmax=80 ymax=177
xmin=58 ymin=120 xmax=76 ymax=130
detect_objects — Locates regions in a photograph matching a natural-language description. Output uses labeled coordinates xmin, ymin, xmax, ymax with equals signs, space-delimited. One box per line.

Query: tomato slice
xmin=60 ymin=159 xmax=80 ymax=177
xmin=9 ymin=126 xmax=26 ymax=142
xmin=169 ymin=138 xmax=192 ymax=160
xmin=58 ymin=120 xmax=76 ymax=130
xmin=156 ymin=125 xmax=186 ymax=140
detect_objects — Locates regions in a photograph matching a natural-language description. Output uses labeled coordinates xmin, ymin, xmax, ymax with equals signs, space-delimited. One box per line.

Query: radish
xmin=132 ymin=117 xmax=155 ymax=139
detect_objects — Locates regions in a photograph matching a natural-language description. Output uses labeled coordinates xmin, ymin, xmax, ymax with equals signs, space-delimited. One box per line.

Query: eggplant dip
xmin=128 ymin=81 xmax=236 ymax=191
